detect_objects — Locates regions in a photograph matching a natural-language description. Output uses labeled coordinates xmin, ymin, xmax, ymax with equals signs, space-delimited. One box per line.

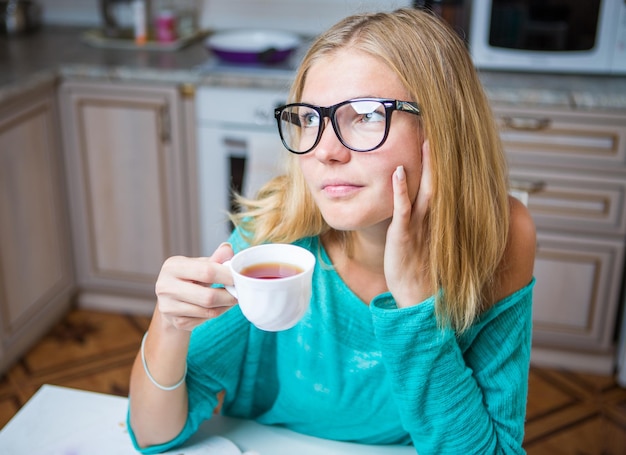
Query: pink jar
xmin=155 ymin=10 xmax=177 ymax=42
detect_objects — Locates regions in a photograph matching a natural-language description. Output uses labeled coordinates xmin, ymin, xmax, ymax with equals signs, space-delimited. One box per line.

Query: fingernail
xmin=395 ymin=165 xmax=405 ymax=181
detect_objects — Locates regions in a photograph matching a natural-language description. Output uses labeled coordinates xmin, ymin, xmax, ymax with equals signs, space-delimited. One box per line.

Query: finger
xmin=163 ymin=250 xmax=234 ymax=288
xmin=202 ymin=242 xmax=236 ymax=286
xmin=158 ymin=275 xmax=235 ymax=309
xmin=209 ymin=242 xmax=234 ymax=263
xmin=391 ymin=164 xmax=412 ymax=230
xmin=162 ymin=302 xmax=233 ymax=331
xmin=166 ymin=289 xmax=236 ymax=315
xmin=157 ymin=257 xmax=234 ymax=304
xmin=161 ymin=255 xmax=209 ymax=282
xmin=415 ymin=140 xmax=433 ymax=217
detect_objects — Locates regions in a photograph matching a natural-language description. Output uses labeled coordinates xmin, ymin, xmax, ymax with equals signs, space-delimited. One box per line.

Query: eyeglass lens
xmin=278 ymin=100 xmax=388 ymax=153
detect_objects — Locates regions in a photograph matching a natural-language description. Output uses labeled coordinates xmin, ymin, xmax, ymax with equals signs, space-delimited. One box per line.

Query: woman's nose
xmin=313 ymin=119 xmax=351 ymax=163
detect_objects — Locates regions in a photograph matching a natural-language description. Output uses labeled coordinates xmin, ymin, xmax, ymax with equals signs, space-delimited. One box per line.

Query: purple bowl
xmin=210 ymin=47 xmax=295 ymax=64
xmin=206 ymin=30 xmax=301 ymax=65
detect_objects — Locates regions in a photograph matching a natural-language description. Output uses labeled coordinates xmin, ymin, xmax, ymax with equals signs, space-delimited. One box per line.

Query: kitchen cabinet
xmin=58 ymin=80 xmax=199 ymax=314
xmin=0 ymin=80 xmax=75 ymax=373
xmin=495 ymin=105 xmax=626 ymax=373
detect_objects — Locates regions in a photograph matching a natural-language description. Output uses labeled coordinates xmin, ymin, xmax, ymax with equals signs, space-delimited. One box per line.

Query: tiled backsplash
xmin=42 ymin=0 xmax=412 ymax=35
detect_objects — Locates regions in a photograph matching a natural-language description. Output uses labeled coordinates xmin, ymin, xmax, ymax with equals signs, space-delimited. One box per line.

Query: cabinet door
xmin=59 ymin=81 xmax=196 ymax=299
xmin=0 ymin=84 xmax=75 ymax=371
xmin=532 ymin=232 xmax=625 ymax=351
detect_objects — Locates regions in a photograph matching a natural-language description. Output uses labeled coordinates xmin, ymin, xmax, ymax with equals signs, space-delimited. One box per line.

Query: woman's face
xmin=298 ymin=49 xmax=423 ymax=233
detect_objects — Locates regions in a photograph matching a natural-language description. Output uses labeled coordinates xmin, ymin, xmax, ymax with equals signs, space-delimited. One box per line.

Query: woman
xmin=128 ymin=8 xmax=536 ymax=454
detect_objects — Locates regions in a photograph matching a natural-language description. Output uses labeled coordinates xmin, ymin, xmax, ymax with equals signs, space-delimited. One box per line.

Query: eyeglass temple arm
xmin=397 ymin=101 xmax=421 ymax=115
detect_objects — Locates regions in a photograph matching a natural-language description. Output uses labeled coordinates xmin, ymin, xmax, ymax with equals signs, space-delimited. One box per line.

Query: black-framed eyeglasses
xmin=274 ymin=98 xmax=421 ymax=154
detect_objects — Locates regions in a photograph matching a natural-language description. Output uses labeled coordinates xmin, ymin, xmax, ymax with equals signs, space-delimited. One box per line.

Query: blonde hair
xmin=231 ymin=8 xmax=510 ymax=332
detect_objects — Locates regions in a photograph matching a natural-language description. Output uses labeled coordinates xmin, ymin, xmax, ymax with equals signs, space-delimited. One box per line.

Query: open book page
xmin=163 ymin=435 xmax=243 ymax=454
xmin=163 ymin=435 xmax=260 ymax=455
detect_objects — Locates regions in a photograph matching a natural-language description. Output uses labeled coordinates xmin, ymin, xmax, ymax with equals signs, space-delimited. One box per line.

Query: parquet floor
xmin=1 ymin=307 xmax=626 ymax=454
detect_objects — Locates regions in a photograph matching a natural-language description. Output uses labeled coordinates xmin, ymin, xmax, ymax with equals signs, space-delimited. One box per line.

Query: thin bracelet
xmin=141 ymin=331 xmax=187 ymax=391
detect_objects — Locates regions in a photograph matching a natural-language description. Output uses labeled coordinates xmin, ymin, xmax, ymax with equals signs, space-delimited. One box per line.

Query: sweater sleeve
xmin=370 ymin=279 xmax=534 ymax=454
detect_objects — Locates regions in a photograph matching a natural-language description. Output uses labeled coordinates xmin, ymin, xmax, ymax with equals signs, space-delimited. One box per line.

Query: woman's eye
xmin=361 ymin=110 xmax=385 ymax=123
xmin=301 ymin=112 xmax=320 ymax=128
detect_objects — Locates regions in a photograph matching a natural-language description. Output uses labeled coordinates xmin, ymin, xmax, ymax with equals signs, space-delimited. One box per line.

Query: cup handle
xmin=222 ymin=260 xmax=237 ymax=298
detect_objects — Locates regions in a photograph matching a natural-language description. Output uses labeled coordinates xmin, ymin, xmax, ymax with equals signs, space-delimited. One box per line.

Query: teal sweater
xmin=129 ymin=234 xmax=534 ymax=454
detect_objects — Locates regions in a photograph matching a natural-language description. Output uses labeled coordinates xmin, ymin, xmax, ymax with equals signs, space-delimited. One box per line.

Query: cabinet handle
xmin=509 ymin=178 xmax=545 ymax=194
xmin=502 ymin=116 xmax=551 ymax=131
xmin=179 ymin=83 xmax=195 ymax=99
xmin=159 ymin=106 xmax=171 ymax=143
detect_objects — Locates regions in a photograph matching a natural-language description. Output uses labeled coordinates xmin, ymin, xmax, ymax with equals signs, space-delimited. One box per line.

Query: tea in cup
xmin=224 ymin=244 xmax=315 ymax=331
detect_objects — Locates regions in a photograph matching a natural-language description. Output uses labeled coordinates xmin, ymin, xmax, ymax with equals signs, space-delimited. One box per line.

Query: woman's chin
xmin=321 ymin=212 xmax=392 ymax=233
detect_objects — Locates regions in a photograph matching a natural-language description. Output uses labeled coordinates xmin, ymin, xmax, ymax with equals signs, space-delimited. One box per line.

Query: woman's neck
xmin=322 ymin=228 xmax=389 ymax=304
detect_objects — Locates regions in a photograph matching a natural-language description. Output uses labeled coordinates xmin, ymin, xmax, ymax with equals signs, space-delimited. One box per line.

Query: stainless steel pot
xmin=0 ymin=0 xmax=41 ymax=36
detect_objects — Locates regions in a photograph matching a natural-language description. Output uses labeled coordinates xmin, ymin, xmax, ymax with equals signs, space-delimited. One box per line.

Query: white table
xmin=0 ymin=385 xmax=416 ymax=454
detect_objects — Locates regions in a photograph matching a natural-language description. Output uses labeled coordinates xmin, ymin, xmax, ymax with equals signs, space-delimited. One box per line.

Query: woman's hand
xmin=155 ymin=242 xmax=237 ymax=331
xmin=384 ymin=140 xmax=433 ymax=308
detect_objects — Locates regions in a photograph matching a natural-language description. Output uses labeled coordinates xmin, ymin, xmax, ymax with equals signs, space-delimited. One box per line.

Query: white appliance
xmin=469 ymin=0 xmax=626 ymax=75
xmin=196 ymin=85 xmax=289 ymax=256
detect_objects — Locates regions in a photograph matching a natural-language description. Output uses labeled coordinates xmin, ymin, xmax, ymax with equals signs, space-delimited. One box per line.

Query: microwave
xmin=468 ymin=0 xmax=626 ymax=75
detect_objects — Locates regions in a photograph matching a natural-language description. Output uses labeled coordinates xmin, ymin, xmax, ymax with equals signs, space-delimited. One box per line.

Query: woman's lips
xmin=320 ymin=181 xmax=364 ymax=198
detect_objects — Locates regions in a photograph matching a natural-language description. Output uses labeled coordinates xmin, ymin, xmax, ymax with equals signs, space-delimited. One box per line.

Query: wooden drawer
xmin=510 ymin=168 xmax=626 ymax=235
xmin=494 ymin=106 xmax=626 ymax=172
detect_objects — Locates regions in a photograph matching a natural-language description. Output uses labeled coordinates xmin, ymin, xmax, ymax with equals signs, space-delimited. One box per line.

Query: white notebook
xmin=0 ymin=385 xmax=415 ymax=455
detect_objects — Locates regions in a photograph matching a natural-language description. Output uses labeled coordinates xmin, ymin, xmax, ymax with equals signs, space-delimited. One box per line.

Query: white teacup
xmin=224 ymin=244 xmax=316 ymax=331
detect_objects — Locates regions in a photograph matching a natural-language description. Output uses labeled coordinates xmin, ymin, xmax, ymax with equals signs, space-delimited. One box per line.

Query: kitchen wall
xmin=42 ymin=0 xmax=100 ymax=26
xmin=42 ymin=0 xmax=413 ymax=35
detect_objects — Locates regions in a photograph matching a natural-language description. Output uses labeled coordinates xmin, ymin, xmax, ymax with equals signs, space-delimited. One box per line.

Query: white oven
xmin=196 ymin=85 xmax=290 ymax=256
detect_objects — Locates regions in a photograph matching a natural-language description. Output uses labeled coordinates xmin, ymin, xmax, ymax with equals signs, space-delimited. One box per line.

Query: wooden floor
xmin=1 ymin=308 xmax=626 ymax=454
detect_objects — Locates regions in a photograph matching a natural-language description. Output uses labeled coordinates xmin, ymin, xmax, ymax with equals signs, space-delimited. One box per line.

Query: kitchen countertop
xmin=1 ymin=26 xmax=626 ymax=111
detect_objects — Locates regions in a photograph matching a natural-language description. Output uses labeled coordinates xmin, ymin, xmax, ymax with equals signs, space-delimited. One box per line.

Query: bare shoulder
xmin=492 ymin=196 xmax=537 ymax=303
